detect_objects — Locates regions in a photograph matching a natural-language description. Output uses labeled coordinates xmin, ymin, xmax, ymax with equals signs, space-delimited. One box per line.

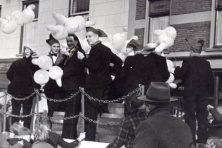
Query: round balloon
xmin=38 ymin=55 xmax=53 ymax=70
xmin=34 ymin=69 xmax=49 ymax=85
xmin=49 ymin=66 xmax=63 ymax=80
xmin=112 ymin=33 xmax=126 ymax=51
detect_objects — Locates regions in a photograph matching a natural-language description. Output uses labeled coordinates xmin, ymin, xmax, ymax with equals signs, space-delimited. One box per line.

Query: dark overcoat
xmin=7 ymin=57 xmax=38 ymax=96
xmin=174 ymin=56 xmax=214 ymax=97
xmin=133 ymin=108 xmax=193 ymax=148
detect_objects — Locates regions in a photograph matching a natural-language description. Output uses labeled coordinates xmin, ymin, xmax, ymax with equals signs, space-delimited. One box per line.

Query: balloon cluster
xmin=32 ymin=55 xmax=63 ymax=88
xmin=0 ymin=5 xmax=35 ymax=34
xmin=99 ymin=28 xmax=139 ymax=62
xmin=147 ymin=26 xmax=177 ymax=88
xmin=47 ymin=12 xmax=94 ymax=54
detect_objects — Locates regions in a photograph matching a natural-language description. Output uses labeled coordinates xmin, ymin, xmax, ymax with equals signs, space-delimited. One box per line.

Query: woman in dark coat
xmin=61 ymin=33 xmax=86 ymax=139
xmin=7 ymin=46 xmax=39 ymax=128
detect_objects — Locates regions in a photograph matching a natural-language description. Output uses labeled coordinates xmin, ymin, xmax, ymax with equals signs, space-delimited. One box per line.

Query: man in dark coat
xmin=44 ymin=34 xmax=65 ymax=117
xmin=134 ymin=82 xmax=193 ymax=148
xmin=174 ymin=40 xmax=214 ymax=144
xmin=82 ymin=27 xmax=122 ymax=141
xmin=61 ymin=33 xmax=86 ymax=139
xmin=7 ymin=46 xmax=39 ymax=128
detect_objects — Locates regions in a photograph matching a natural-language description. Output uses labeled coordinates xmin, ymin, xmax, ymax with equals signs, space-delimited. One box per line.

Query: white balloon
xmin=38 ymin=55 xmax=53 ymax=70
xmin=56 ymin=79 xmax=62 ymax=87
xmin=49 ymin=66 xmax=63 ymax=80
xmin=0 ymin=17 xmax=18 ymax=34
xmin=34 ymin=69 xmax=49 ymax=85
xmin=32 ymin=58 xmax=39 ymax=65
xmin=22 ymin=4 xmax=35 ymax=24
xmin=52 ymin=12 xmax=67 ymax=25
xmin=165 ymin=26 xmax=177 ymax=40
xmin=112 ymin=33 xmax=126 ymax=51
xmin=47 ymin=25 xmax=68 ymax=40
xmin=11 ymin=11 xmax=24 ymax=26
xmin=80 ymin=38 xmax=91 ymax=54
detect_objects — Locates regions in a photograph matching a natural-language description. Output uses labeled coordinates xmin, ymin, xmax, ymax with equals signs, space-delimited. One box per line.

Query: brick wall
xmin=171 ymin=0 xmax=212 ymax=15
xmin=136 ymin=0 xmax=146 ymax=20
xmin=171 ymin=21 xmax=211 ymax=52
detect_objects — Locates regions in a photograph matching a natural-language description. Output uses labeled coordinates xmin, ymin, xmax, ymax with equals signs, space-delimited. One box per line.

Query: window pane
xmin=149 ymin=16 xmax=169 ymax=43
xmin=23 ymin=1 xmax=39 ymax=19
xmin=215 ymin=11 xmax=222 ymax=46
xmin=70 ymin=0 xmax=89 ymax=14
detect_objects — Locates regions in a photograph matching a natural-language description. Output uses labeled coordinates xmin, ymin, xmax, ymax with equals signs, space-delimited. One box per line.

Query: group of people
xmin=6 ymin=25 xmax=215 ymax=148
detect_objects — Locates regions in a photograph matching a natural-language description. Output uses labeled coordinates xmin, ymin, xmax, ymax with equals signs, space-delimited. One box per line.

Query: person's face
xmin=50 ymin=43 xmax=60 ymax=54
xmin=86 ymin=31 xmax=99 ymax=46
xmin=66 ymin=36 xmax=78 ymax=49
xmin=24 ymin=48 xmax=32 ymax=57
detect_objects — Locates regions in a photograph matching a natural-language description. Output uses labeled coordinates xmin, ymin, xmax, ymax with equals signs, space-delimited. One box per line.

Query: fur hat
xmin=46 ymin=34 xmax=59 ymax=45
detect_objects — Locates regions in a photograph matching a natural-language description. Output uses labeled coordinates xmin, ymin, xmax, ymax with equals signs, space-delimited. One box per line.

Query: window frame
xmin=68 ymin=0 xmax=89 ymax=17
xmin=214 ymin=3 xmax=222 ymax=47
xmin=0 ymin=5 xmax=2 ymax=18
xmin=19 ymin=0 xmax=39 ymax=54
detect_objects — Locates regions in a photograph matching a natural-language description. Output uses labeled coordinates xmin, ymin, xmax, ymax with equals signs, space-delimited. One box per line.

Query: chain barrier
xmin=0 ymin=110 xmax=121 ymax=126
xmin=7 ymin=92 xmax=36 ymax=101
xmin=35 ymin=90 xmax=80 ymax=102
xmin=79 ymin=87 xmax=141 ymax=103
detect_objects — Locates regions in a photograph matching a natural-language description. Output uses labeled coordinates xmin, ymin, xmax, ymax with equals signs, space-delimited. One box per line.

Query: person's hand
xmin=111 ymin=75 xmax=115 ymax=80
xmin=207 ymin=105 xmax=214 ymax=111
xmin=77 ymin=132 xmax=86 ymax=142
xmin=18 ymin=140 xmax=24 ymax=146
xmin=77 ymin=52 xmax=85 ymax=60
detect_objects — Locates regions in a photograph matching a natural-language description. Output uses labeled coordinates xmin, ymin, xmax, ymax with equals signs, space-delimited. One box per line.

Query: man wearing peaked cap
xmin=134 ymin=82 xmax=193 ymax=148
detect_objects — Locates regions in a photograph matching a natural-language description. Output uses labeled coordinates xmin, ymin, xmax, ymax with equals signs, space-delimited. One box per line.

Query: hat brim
xmin=137 ymin=95 xmax=178 ymax=103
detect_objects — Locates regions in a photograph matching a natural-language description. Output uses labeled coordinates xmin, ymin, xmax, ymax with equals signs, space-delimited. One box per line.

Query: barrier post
xmin=3 ymin=92 xmax=7 ymax=132
xmin=79 ymin=87 xmax=85 ymax=132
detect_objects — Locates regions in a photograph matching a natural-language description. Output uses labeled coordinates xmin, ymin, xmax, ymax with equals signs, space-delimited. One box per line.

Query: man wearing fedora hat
xmin=134 ymin=82 xmax=193 ymax=148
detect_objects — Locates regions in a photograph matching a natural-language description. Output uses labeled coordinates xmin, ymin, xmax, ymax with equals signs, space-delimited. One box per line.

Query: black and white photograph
xmin=0 ymin=0 xmax=222 ymax=148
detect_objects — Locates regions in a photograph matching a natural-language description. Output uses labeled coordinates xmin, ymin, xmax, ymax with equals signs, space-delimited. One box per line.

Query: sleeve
xmin=133 ymin=122 xmax=158 ymax=148
xmin=110 ymin=52 xmax=122 ymax=77
xmin=7 ymin=62 xmax=15 ymax=82
xmin=57 ymin=135 xmax=79 ymax=148
xmin=160 ymin=57 xmax=170 ymax=81
xmin=174 ymin=60 xmax=188 ymax=79
xmin=107 ymin=120 xmax=129 ymax=148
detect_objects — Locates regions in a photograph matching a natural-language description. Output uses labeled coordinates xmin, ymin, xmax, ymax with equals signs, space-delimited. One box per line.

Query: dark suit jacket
xmin=83 ymin=42 xmax=122 ymax=88
xmin=174 ymin=56 xmax=214 ymax=97
xmin=133 ymin=108 xmax=193 ymax=148
xmin=144 ymin=52 xmax=170 ymax=85
xmin=122 ymin=54 xmax=147 ymax=93
xmin=62 ymin=50 xmax=85 ymax=91
xmin=7 ymin=57 xmax=39 ymax=96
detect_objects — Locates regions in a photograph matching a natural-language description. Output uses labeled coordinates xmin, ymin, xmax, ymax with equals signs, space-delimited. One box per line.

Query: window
xmin=23 ymin=0 xmax=39 ymax=21
xmin=149 ymin=16 xmax=169 ymax=42
xmin=148 ymin=0 xmax=170 ymax=42
xmin=69 ymin=0 xmax=89 ymax=17
xmin=215 ymin=0 xmax=222 ymax=46
xmin=19 ymin=0 xmax=39 ymax=54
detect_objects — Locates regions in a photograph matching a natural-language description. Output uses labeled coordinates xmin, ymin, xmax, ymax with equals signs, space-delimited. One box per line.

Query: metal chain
xmin=36 ymin=91 xmax=80 ymax=102
xmin=8 ymin=92 xmax=36 ymax=101
xmin=80 ymin=87 xmax=141 ymax=104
